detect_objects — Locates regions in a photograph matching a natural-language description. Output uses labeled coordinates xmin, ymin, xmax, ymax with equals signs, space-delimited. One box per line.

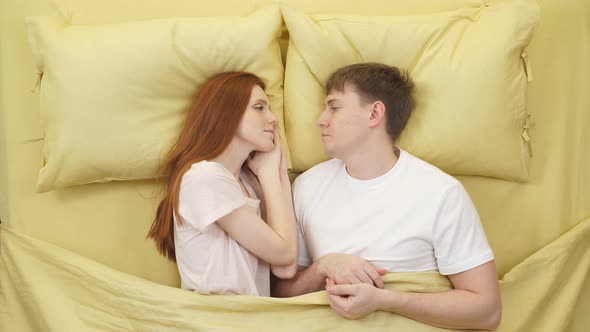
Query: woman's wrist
xmin=257 ymin=167 xmax=280 ymax=182
xmin=280 ymin=171 xmax=291 ymax=188
xmin=315 ymin=256 xmax=329 ymax=277
xmin=258 ymin=169 xmax=282 ymax=196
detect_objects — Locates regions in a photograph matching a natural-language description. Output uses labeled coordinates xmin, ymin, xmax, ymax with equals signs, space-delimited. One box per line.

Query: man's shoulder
xmin=293 ymin=158 xmax=342 ymax=189
xmin=401 ymin=149 xmax=461 ymax=191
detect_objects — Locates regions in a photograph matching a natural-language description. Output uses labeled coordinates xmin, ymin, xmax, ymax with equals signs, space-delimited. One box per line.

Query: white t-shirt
xmin=173 ymin=161 xmax=270 ymax=296
xmin=293 ymin=148 xmax=494 ymax=275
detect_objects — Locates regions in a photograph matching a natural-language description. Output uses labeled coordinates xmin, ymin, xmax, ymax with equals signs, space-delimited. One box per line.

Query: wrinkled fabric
xmin=1 ymin=218 xmax=588 ymax=331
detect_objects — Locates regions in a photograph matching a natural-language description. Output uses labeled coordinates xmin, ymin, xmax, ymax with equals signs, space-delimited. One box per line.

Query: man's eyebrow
xmin=325 ymin=98 xmax=339 ymax=106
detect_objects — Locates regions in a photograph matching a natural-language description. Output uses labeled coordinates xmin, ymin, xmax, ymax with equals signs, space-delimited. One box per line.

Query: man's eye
xmin=331 ymin=107 xmax=340 ymax=112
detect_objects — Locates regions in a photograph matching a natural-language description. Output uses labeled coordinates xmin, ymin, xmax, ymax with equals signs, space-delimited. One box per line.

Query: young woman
xmin=147 ymin=72 xmax=297 ymax=296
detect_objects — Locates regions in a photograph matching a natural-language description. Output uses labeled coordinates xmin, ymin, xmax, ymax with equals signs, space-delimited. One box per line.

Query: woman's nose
xmin=267 ymin=110 xmax=277 ymax=126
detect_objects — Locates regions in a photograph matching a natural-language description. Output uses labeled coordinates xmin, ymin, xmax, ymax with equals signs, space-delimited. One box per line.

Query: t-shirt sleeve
xmin=293 ymin=176 xmax=313 ymax=267
xmin=433 ymin=182 xmax=494 ymax=275
xmin=178 ymin=164 xmax=248 ymax=232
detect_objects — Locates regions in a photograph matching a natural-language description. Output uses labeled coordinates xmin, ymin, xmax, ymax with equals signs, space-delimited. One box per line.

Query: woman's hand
xmin=317 ymin=253 xmax=387 ymax=288
xmin=278 ymin=134 xmax=288 ymax=175
xmin=247 ymin=136 xmax=282 ymax=177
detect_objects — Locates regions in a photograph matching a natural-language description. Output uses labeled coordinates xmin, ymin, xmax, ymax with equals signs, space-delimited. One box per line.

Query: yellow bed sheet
xmin=1 ymin=217 xmax=588 ymax=331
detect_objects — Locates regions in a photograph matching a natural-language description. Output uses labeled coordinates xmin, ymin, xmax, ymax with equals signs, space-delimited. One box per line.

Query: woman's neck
xmin=210 ymin=139 xmax=251 ymax=179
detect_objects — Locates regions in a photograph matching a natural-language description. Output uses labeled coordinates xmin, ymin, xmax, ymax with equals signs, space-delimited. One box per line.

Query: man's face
xmin=316 ymin=86 xmax=371 ymax=159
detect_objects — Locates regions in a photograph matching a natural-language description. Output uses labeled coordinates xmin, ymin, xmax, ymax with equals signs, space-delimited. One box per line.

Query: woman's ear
xmin=368 ymin=101 xmax=386 ymax=128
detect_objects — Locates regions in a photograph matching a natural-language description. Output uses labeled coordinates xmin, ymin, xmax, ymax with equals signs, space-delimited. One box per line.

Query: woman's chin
xmin=255 ymin=142 xmax=274 ymax=152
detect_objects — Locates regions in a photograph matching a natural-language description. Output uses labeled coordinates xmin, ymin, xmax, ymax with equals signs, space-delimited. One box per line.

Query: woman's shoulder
xmin=183 ymin=160 xmax=235 ymax=185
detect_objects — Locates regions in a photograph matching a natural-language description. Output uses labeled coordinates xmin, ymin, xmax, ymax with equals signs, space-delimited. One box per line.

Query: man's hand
xmin=317 ymin=253 xmax=387 ymax=288
xmin=325 ymin=278 xmax=382 ymax=319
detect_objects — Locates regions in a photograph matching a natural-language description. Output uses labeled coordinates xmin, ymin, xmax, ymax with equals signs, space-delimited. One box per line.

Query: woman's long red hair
xmin=147 ymin=72 xmax=265 ymax=262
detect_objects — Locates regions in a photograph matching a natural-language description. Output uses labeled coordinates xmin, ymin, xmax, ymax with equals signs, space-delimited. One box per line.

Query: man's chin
xmin=323 ymin=147 xmax=336 ymax=158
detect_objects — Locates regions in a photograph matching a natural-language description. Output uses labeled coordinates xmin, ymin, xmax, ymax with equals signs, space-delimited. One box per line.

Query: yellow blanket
xmin=2 ymin=217 xmax=588 ymax=331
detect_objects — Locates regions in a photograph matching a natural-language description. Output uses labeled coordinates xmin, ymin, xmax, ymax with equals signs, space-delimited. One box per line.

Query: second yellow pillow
xmin=283 ymin=0 xmax=539 ymax=181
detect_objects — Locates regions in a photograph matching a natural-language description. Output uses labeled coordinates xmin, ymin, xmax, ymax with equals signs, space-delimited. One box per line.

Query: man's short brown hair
xmin=325 ymin=62 xmax=415 ymax=143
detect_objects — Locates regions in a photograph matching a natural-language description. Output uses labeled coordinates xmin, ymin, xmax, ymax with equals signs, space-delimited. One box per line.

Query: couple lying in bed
xmin=147 ymin=63 xmax=501 ymax=330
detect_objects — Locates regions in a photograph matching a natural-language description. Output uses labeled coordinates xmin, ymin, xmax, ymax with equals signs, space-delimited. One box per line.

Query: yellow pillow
xmin=282 ymin=0 xmax=539 ymax=181
xmin=26 ymin=6 xmax=285 ymax=192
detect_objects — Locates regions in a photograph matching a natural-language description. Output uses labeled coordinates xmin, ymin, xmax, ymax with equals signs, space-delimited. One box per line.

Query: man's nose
xmin=317 ymin=110 xmax=329 ymax=128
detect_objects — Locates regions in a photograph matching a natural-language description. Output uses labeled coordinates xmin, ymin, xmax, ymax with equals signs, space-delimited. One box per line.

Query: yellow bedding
xmin=1 ymin=217 xmax=588 ymax=331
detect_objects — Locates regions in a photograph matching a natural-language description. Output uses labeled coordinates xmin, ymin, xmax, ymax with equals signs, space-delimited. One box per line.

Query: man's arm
xmin=325 ymin=261 xmax=501 ymax=330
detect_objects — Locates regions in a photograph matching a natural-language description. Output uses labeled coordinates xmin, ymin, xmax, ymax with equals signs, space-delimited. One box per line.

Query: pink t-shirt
xmin=173 ymin=161 xmax=270 ymax=296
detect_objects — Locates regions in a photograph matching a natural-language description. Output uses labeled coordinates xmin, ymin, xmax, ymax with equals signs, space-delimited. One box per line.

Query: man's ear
xmin=368 ymin=101 xmax=386 ymax=128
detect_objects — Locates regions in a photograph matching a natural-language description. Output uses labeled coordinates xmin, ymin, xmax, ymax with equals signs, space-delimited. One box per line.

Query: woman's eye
xmin=331 ymin=107 xmax=340 ymax=112
xmin=254 ymin=105 xmax=264 ymax=111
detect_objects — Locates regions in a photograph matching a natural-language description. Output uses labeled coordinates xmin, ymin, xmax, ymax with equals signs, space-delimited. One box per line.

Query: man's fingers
xmin=328 ymin=292 xmax=349 ymax=308
xmin=327 ymin=289 xmax=344 ymax=307
xmin=326 ymin=292 xmax=338 ymax=310
xmin=327 ymin=293 xmax=346 ymax=315
xmin=327 ymin=293 xmax=335 ymax=305
xmin=326 ymin=284 xmax=356 ymax=296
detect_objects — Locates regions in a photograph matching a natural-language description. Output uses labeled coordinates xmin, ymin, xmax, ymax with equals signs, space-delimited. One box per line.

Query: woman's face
xmin=236 ymin=85 xmax=277 ymax=152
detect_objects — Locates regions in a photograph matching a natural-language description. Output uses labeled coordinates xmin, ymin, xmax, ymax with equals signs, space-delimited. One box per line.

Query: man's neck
xmin=343 ymin=141 xmax=399 ymax=180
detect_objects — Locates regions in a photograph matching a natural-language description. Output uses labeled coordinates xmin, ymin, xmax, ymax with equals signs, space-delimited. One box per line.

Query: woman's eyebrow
xmin=253 ymin=99 xmax=268 ymax=105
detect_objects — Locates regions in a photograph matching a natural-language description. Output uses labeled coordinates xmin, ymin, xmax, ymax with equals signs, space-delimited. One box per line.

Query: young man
xmin=273 ymin=63 xmax=501 ymax=330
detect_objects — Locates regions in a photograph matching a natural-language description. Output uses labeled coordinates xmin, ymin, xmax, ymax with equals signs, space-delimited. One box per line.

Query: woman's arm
xmin=272 ymin=263 xmax=326 ymax=297
xmin=273 ymin=253 xmax=387 ymax=297
xmin=268 ymin=169 xmax=298 ymax=278
xmin=217 ymin=168 xmax=297 ymax=267
xmin=217 ymin=138 xmax=297 ymax=274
